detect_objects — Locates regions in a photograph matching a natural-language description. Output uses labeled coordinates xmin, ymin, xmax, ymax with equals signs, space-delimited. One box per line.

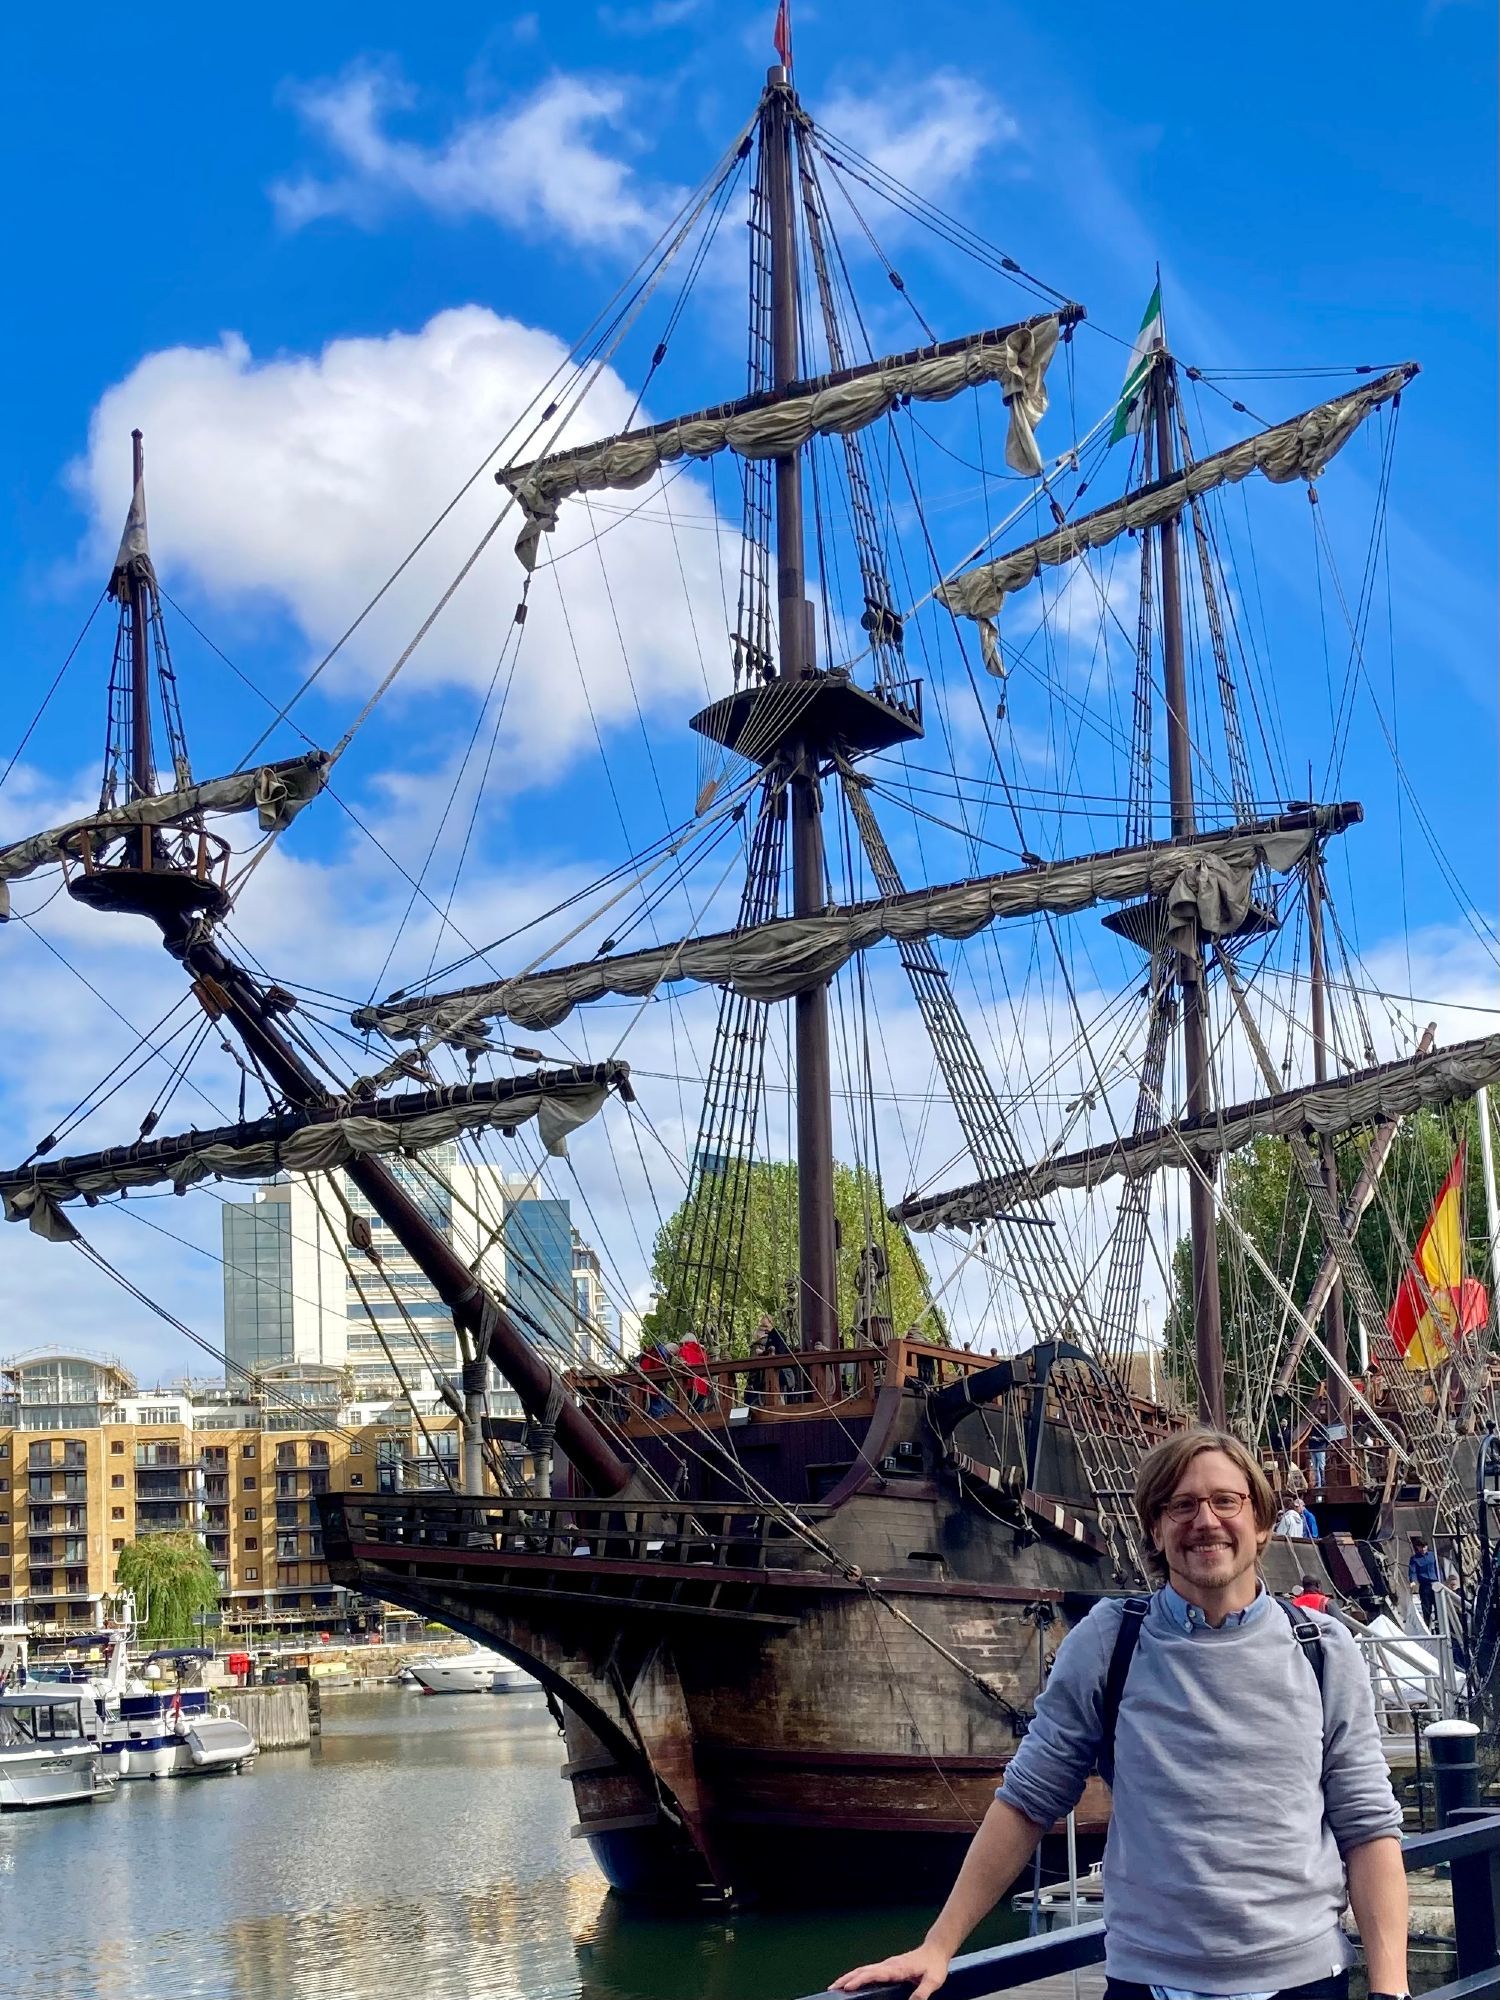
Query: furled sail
xmin=500 ymin=311 xmax=1077 ymax=570
xmin=355 ymin=808 xmax=1357 ymax=1048
xmin=1 ymin=1062 xmax=628 ymax=1242
xmin=0 ymin=751 xmax=330 ymax=917
xmin=935 ymin=365 xmax=1418 ymax=642
xmin=893 ymin=1031 xmax=1500 ymax=1232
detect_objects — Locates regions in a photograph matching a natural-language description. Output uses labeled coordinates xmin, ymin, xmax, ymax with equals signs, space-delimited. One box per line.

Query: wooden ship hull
xmin=319 ymin=1337 xmax=1432 ymax=1899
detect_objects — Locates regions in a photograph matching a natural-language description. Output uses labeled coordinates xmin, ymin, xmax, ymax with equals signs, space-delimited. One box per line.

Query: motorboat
xmin=100 ymin=1649 xmax=257 ymax=1779
xmin=0 ymin=1688 xmax=116 ymax=1810
xmin=408 ymin=1645 xmax=537 ymax=1695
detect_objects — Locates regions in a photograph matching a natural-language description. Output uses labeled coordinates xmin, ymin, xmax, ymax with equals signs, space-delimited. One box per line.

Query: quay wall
xmin=223 ymin=1684 xmax=312 ymax=1751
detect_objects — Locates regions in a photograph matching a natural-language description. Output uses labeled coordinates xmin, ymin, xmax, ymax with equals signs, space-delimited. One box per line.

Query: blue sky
xmin=1 ymin=1 xmax=1495 ymax=1379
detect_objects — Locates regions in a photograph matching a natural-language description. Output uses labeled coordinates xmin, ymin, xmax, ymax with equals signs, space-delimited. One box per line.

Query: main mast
xmin=765 ymin=65 xmax=838 ymax=1347
xmin=1150 ymin=351 xmax=1226 ymax=1426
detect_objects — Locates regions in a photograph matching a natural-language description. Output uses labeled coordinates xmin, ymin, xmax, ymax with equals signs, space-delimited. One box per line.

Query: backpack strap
xmin=1275 ymin=1595 xmax=1325 ymax=1695
xmin=1096 ymin=1596 xmax=1151 ymax=1787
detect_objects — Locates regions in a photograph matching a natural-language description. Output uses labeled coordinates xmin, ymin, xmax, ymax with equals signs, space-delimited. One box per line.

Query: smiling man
xmin=832 ymin=1428 xmax=1407 ymax=2000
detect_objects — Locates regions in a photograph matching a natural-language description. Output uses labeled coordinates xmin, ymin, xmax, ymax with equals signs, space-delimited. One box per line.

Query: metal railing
xmin=793 ymin=1811 xmax=1500 ymax=2000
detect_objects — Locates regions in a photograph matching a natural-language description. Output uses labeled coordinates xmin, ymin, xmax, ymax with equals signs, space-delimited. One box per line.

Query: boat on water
xmin=0 ymin=20 xmax=1494 ymax=1903
xmin=0 ymin=1689 xmax=116 ymax=1810
xmin=407 ymin=1646 xmax=539 ymax=1696
xmin=101 ymin=1649 xmax=258 ymax=1780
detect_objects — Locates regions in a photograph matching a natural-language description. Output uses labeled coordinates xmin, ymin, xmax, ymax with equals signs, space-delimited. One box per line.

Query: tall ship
xmin=3 ymin=31 xmax=1496 ymax=1899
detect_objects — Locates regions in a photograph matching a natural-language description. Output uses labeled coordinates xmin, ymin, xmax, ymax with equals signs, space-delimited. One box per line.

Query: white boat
xmin=100 ymin=1649 xmax=257 ymax=1780
xmin=408 ymin=1646 xmax=537 ymax=1695
xmin=0 ymin=1689 xmax=116 ymax=1810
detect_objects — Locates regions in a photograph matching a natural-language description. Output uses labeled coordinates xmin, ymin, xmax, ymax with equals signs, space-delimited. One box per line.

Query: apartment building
xmin=0 ymin=1349 xmax=460 ymax=1637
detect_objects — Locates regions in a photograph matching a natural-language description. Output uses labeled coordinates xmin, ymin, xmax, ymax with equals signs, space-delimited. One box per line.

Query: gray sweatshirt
xmin=998 ymin=1588 xmax=1402 ymax=1990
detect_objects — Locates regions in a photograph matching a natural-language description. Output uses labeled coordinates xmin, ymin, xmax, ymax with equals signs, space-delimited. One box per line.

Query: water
xmin=0 ymin=1689 xmax=1023 ymax=2000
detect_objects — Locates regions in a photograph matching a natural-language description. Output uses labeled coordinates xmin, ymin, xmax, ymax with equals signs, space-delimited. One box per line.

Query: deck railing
xmin=792 ymin=1810 xmax=1500 ymax=2000
xmin=323 ymin=1492 xmax=831 ymax=1573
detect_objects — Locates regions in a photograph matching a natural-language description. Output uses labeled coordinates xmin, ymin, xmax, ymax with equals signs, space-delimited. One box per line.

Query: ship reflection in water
xmin=0 ymin=1690 xmax=1019 ymax=2000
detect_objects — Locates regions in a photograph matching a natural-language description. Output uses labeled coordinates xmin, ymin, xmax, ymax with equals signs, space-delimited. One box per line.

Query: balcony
xmin=135 ymin=1444 xmax=181 ymax=1469
xmin=135 ymin=1470 xmax=187 ymax=1500
xmin=60 ymin=1474 xmax=87 ymax=1502
xmin=134 ymin=1505 xmax=187 ymax=1531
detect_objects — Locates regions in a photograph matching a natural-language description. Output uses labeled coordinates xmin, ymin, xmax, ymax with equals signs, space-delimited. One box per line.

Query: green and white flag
xmin=1109 ymin=281 xmax=1164 ymax=445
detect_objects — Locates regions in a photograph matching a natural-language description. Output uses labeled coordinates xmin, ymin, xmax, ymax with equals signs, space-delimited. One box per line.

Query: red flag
xmin=773 ymin=0 xmax=792 ymax=69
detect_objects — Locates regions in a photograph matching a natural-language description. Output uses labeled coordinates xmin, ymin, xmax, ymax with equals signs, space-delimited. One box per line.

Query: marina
xmin=0 ymin=1689 xmax=1035 ymax=2000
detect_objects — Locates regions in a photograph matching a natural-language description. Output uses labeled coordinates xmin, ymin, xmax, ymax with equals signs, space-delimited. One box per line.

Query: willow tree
xmin=648 ymin=1158 xmax=945 ymax=1353
xmin=116 ymin=1532 xmax=222 ymax=1646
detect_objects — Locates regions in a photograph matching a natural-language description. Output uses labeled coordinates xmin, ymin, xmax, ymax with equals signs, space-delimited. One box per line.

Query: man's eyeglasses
xmin=1160 ymin=1489 xmax=1249 ymax=1524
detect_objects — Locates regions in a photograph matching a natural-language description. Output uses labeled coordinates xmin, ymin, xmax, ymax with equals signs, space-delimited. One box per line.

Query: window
xmin=111 ymin=1440 xmax=124 ymax=1455
xmin=241 ymin=1445 xmax=256 ymax=1460
xmin=309 ymin=1440 xmax=330 ymax=1467
xmin=28 ymin=1443 xmax=52 ymax=1469
xmin=111 ymin=1508 xmax=124 ymax=1522
xmin=309 ymin=1471 xmax=329 ymax=1495
xmin=348 ymin=1442 xmax=363 ymax=1456
xmin=0 ymin=1443 xmax=7 ymax=1458
xmin=244 ymin=1567 xmax=258 ymax=1581
xmin=111 ymin=1475 xmax=124 ymax=1489
xmin=112 ymin=1539 xmax=124 ymax=1553
xmin=138 ymin=1407 xmax=176 ymax=1427
xmin=242 ymin=1477 xmax=257 ymax=1491
xmin=0 ymin=1543 xmax=8 ymax=1557
xmin=242 ymin=1507 xmax=258 ymax=1522
xmin=202 ymin=1445 xmax=228 ymax=1467
xmin=276 ymin=1444 xmax=298 ymax=1469
xmin=348 ymin=1473 xmax=365 ymax=1488
xmin=277 ymin=1536 xmax=299 ymax=1560
xmin=0 ymin=1479 xmax=8 ymax=1493
xmin=244 ymin=1537 xmax=258 ymax=1551
xmin=276 ymin=1504 xmax=300 ymax=1528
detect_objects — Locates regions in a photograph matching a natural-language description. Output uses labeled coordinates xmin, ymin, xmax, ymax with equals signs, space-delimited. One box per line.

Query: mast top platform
xmin=689 ymin=671 xmax=923 ymax=768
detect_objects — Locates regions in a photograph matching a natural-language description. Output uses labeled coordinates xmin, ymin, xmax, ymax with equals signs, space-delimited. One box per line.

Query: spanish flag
xmin=1386 ymin=1141 xmax=1489 ymax=1371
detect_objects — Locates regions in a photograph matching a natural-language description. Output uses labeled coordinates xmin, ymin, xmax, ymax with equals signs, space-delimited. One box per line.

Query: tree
xmin=1163 ymin=1102 xmax=1490 ymax=1401
xmin=647 ymin=1158 xmax=946 ymax=1353
xmin=116 ymin=1531 xmax=222 ymax=1646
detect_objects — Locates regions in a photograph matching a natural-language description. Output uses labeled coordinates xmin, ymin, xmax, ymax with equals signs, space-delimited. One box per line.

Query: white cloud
xmin=816 ymin=72 xmax=1015 ymax=203
xmin=69 ymin=306 xmax=739 ymax=783
xmin=272 ymin=64 xmax=673 ymax=247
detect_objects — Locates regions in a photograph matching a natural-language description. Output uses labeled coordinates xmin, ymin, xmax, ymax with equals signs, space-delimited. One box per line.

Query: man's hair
xmin=1133 ymin=1428 xmax=1276 ymax=1581
xmin=1412 ymin=1535 xmax=1429 ymax=1550
xmin=1299 ymin=1573 xmax=1321 ymax=1591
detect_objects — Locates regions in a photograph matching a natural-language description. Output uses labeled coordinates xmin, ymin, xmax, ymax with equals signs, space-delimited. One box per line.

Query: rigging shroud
xmin=354 ymin=810 xmax=1356 ymax=1048
xmin=893 ymin=1031 xmax=1500 ymax=1231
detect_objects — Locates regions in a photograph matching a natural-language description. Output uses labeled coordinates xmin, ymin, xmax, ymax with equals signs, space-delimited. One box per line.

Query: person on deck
xmin=1306 ymin=1415 xmax=1331 ymax=1489
xmin=1301 ymin=1496 xmax=1321 ymax=1540
xmin=678 ymin=1331 xmax=711 ymax=1412
xmin=1275 ymin=1494 xmax=1308 ymax=1538
xmin=831 ymin=1427 xmax=1407 ymax=2000
xmin=1408 ymin=1537 xmax=1440 ymax=1626
xmin=1294 ymin=1573 xmax=1331 ymax=1613
xmin=638 ymin=1342 xmax=671 ymax=1418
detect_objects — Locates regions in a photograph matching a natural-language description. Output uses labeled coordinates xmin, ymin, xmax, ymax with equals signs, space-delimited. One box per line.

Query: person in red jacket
xmin=677 ymin=1332 xmax=712 ymax=1411
xmin=1292 ymin=1574 xmax=1330 ymax=1613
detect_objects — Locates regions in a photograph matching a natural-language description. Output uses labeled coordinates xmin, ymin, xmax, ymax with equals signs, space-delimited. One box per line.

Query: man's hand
xmin=828 ymin=1941 xmax=951 ymax=2000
